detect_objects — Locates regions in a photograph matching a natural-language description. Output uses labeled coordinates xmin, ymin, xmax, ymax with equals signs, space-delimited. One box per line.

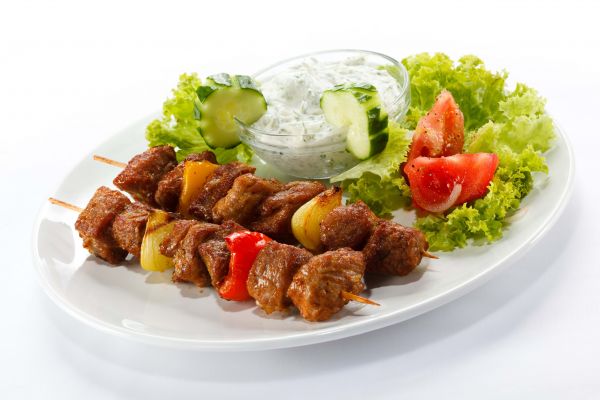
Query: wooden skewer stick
xmin=93 ymin=155 xmax=127 ymax=168
xmin=47 ymin=197 xmax=380 ymax=308
xmin=422 ymin=251 xmax=439 ymax=259
xmin=48 ymin=197 xmax=83 ymax=213
xmin=342 ymin=291 xmax=380 ymax=306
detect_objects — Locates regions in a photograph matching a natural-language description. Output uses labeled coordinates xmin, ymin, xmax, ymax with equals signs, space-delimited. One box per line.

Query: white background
xmin=1 ymin=0 xmax=599 ymax=398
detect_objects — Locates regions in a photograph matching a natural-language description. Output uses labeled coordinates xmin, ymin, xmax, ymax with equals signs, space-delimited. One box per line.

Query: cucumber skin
xmin=360 ymin=127 xmax=389 ymax=158
xmin=236 ymin=75 xmax=260 ymax=90
xmin=363 ymin=107 xmax=389 ymax=158
xmin=207 ymin=73 xmax=233 ymax=87
xmin=368 ymin=107 xmax=389 ymax=135
xmin=205 ymin=73 xmax=258 ymax=90
xmin=196 ymin=86 xmax=215 ymax=103
xmin=330 ymin=82 xmax=377 ymax=92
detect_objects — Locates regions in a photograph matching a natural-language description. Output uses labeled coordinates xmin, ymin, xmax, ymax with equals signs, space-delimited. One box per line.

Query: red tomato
xmin=403 ymin=153 xmax=499 ymax=213
xmin=407 ymin=90 xmax=465 ymax=162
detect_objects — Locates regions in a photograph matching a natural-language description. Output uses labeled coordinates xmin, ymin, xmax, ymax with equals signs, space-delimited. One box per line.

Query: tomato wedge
xmin=404 ymin=153 xmax=499 ymax=213
xmin=407 ymin=90 xmax=464 ymax=162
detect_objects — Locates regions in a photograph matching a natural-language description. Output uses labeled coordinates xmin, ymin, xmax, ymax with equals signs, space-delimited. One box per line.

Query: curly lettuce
xmin=466 ymin=84 xmax=555 ymax=154
xmin=332 ymin=53 xmax=555 ymax=251
xmin=146 ymin=73 xmax=253 ymax=164
xmin=403 ymin=53 xmax=508 ymax=131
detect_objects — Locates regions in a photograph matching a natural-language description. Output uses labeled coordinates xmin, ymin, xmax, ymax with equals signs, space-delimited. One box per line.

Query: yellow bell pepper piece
xmin=178 ymin=160 xmax=219 ymax=216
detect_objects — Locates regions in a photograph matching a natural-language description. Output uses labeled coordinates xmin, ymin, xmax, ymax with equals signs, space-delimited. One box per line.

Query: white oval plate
xmin=32 ymin=116 xmax=574 ymax=351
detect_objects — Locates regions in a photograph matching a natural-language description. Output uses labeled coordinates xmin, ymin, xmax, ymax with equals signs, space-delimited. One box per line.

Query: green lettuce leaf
xmin=402 ymin=53 xmax=508 ymax=131
xmin=145 ymin=73 xmax=253 ymax=164
xmin=466 ymin=84 xmax=555 ymax=155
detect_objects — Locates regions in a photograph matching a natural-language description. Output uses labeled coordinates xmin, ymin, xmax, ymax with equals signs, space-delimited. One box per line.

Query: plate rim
xmin=31 ymin=117 xmax=575 ymax=351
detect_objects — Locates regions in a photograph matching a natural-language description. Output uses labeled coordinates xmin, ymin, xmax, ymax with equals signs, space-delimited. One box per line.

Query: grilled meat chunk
xmin=75 ymin=186 xmax=131 ymax=264
xmin=188 ymin=162 xmax=256 ymax=221
xmin=251 ymin=181 xmax=326 ymax=241
xmin=247 ymin=242 xmax=313 ymax=314
xmin=320 ymin=201 xmax=379 ymax=250
xmin=154 ymin=151 xmax=217 ymax=211
xmin=112 ymin=202 xmax=151 ymax=258
xmin=159 ymin=219 xmax=198 ymax=258
xmin=287 ymin=248 xmax=365 ymax=322
xmin=363 ymin=220 xmax=428 ymax=276
xmin=113 ymin=145 xmax=177 ymax=206
xmin=198 ymin=220 xmax=245 ymax=288
xmin=212 ymin=174 xmax=284 ymax=224
xmin=172 ymin=222 xmax=221 ymax=287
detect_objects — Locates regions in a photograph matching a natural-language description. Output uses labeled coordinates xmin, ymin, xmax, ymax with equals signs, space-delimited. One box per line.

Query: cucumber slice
xmin=320 ymin=83 xmax=389 ymax=160
xmin=195 ymin=74 xmax=267 ymax=149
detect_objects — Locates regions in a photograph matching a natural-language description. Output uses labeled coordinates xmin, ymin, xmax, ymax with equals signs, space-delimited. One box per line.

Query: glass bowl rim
xmin=236 ymin=48 xmax=410 ymax=138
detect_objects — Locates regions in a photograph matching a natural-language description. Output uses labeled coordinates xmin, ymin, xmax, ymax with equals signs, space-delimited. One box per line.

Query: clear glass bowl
xmin=237 ymin=49 xmax=410 ymax=179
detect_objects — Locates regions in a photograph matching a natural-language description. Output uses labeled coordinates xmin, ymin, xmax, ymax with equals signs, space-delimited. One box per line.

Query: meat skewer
xmin=248 ymin=242 xmax=377 ymax=321
xmin=92 ymin=147 xmax=433 ymax=270
xmin=96 ymin=147 xmax=326 ymax=242
xmin=48 ymin=193 xmax=378 ymax=319
xmin=51 ymin=147 xmax=433 ymax=321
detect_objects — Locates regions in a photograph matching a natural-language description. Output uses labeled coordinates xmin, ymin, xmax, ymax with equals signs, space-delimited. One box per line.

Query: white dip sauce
xmin=248 ymin=56 xmax=402 ymax=178
xmin=254 ymin=56 xmax=401 ymax=138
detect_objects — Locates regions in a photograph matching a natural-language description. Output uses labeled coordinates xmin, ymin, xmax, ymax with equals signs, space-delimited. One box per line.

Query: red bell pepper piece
xmin=218 ymin=230 xmax=272 ymax=301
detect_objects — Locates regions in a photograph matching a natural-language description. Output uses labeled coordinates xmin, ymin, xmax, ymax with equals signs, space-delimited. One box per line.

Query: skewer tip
xmin=48 ymin=197 xmax=83 ymax=213
xmin=342 ymin=291 xmax=380 ymax=306
xmin=93 ymin=155 xmax=127 ymax=169
xmin=422 ymin=251 xmax=439 ymax=259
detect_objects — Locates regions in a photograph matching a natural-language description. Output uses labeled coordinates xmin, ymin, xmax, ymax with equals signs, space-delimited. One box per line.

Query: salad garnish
xmin=333 ymin=53 xmax=555 ymax=251
xmin=146 ymin=73 xmax=254 ymax=164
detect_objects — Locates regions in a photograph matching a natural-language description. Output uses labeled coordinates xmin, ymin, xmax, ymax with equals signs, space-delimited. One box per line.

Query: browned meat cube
xmin=75 ymin=186 xmax=131 ymax=264
xmin=112 ymin=202 xmax=151 ymax=258
xmin=247 ymin=242 xmax=313 ymax=314
xmin=113 ymin=145 xmax=177 ymax=206
xmin=320 ymin=201 xmax=379 ymax=250
xmin=363 ymin=220 xmax=428 ymax=276
xmin=154 ymin=168 xmax=182 ymax=211
xmin=188 ymin=162 xmax=256 ymax=221
xmin=172 ymin=222 xmax=221 ymax=287
xmin=212 ymin=174 xmax=284 ymax=224
xmin=287 ymin=248 xmax=365 ymax=322
xmin=198 ymin=220 xmax=245 ymax=288
xmin=154 ymin=151 xmax=217 ymax=211
xmin=159 ymin=219 xmax=199 ymax=257
xmin=250 ymin=181 xmax=325 ymax=242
